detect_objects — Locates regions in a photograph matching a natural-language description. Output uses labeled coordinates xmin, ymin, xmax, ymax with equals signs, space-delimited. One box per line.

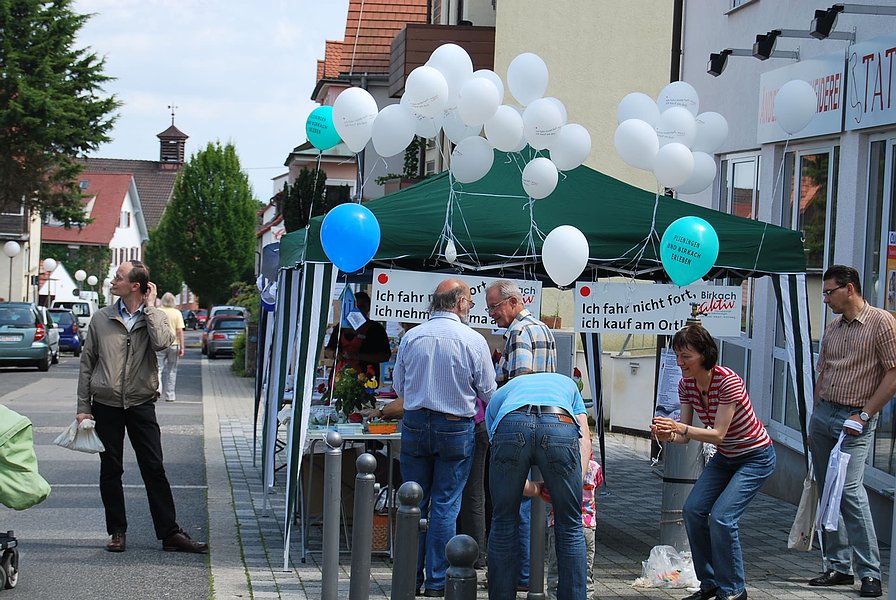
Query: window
xmin=772 ymin=145 xmax=839 ymax=438
xmin=1 ymin=201 xmax=24 ymax=217
xmin=119 ymin=211 xmax=131 ymax=228
xmin=717 ymin=154 xmax=761 ymax=377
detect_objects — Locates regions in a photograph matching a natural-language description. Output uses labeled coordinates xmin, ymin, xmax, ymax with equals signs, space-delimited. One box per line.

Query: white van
xmin=51 ymin=299 xmax=98 ymax=341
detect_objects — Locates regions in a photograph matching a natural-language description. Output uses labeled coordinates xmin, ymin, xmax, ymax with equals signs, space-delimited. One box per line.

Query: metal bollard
xmin=391 ymin=481 xmax=426 ymax=600
xmin=659 ymin=441 xmax=703 ymax=551
xmin=349 ymin=453 xmax=378 ymax=600
xmin=322 ymin=431 xmax=343 ymax=600
xmin=445 ymin=534 xmax=479 ymax=600
xmin=527 ymin=465 xmax=546 ymax=600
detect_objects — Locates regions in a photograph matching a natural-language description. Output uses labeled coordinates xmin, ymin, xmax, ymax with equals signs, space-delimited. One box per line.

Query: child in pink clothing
xmin=525 ymin=456 xmax=602 ymax=600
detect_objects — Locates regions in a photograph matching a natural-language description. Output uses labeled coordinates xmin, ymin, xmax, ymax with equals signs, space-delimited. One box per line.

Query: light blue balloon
xmin=306 ymin=106 xmax=341 ymax=150
xmin=659 ymin=216 xmax=720 ymax=286
xmin=321 ymin=203 xmax=381 ymax=273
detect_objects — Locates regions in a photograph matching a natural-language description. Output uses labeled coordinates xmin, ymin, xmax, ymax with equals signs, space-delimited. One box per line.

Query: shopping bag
xmin=787 ymin=462 xmax=817 ymax=550
xmin=633 ymin=545 xmax=699 ymax=589
xmin=53 ymin=419 xmax=105 ymax=454
xmin=816 ymin=432 xmax=850 ymax=532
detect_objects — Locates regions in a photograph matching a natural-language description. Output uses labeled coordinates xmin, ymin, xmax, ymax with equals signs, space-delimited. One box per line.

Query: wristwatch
xmin=859 ymin=411 xmax=871 ymax=422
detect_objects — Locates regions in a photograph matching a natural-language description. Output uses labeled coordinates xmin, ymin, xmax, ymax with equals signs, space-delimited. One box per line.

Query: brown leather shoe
xmin=106 ymin=532 xmax=126 ymax=552
xmin=162 ymin=529 xmax=208 ymax=553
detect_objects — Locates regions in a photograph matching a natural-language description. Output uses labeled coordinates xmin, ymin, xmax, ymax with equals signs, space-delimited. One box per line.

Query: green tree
xmin=0 ymin=0 xmax=119 ymax=224
xmin=282 ymin=166 xmax=327 ymax=232
xmin=163 ymin=142 xmax=258 ymax=306
xmin=143 ymin=222 xmax=183 ymax=297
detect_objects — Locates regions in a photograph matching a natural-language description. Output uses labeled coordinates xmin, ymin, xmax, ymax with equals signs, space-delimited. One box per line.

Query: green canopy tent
xmin=266 ymin=153 xmax=813 ymax=567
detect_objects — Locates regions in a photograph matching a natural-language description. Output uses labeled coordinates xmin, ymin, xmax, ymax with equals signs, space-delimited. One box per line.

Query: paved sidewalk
xmin=203 ymin=359 xmax=890 ymax=599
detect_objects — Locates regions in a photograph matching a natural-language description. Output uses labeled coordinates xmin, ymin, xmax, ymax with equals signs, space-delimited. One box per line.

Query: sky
xmin=73 ymin=0 xmax=350 ymax=201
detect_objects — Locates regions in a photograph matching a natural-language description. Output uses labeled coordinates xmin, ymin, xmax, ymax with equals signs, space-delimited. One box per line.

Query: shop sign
xmin=758 ymin=52 xmax=844 ymax=144
xmin=573 ymin=282 xmax=742 ymax=336
xmin=370 ymin=268 xmax=542 ymax=328
xmin=845 ymin=32 xmax=896 ymax=131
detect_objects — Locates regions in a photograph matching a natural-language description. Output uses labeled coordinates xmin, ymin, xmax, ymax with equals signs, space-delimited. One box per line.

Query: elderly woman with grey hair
xmin=156 ymin=292 xmax=185 ymax=402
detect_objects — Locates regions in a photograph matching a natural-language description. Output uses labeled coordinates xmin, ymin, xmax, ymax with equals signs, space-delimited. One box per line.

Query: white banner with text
xmin=574 ymin=282 xmax=742 ymax=336
xmin=370 ymin=269 xmax=543 ymax=329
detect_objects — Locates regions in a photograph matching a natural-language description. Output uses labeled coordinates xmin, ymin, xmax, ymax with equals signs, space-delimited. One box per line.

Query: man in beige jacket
xmin=76 ymin=260 xmax=207 ymax=554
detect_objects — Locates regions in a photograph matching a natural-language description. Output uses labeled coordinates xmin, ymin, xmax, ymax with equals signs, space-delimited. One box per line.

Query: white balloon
xmin=775 ymin=79 xmax=817 ymax=134
xmin=653 ymin=142 xmax=694 ymax=188
xmin=405 ymin=65 xmax=449 ymax=118
xmin=614 ymin=119 xmax=659 ymax=171
xmin=522 ymin=157 xmax=559 ymax=200
xmin=549 ymin=123 xmax=592 ymax=171
xmin=372 ymin=104 xmax=417 ymax=158
xmin=617 ymin=92 xmax=661 ymax=126
xmin=401 ymin=94 xmax=443 ymax=138
xmin=450 ymin=136 xmax=494 ymax=184
xmin=485 ymin=105 xmax=525 ymax=152
xmin=333 ymin=87 xmax=378 ymax=152
xmin=543 ymin=97 xmax=567 ymax=126
xmin=522 ymin=98 xmax=563 ymax=150
xmin=472 ymin=69 xmax=505 ymax=105
xmin=507 ymin=52 xmax=549 ymax=106
xmin=692 ymin=112 xmax=729 ymax=153
xmin=656 ymin=106 xmax=696 ymax=147
xmin=657 ymin=81 xmax=699 ymax=115
xmin=445 ymin=239 xmax=458 ymax=263
xmin=542 ymin=225 xmax=589 ymax=287
xmin=676 ymin=152 xmax=717 ymax=194
xmin=442 ymin=109 xmax=481 ymax=144
xmin=458 ymin=77 xmax=500 ymax=126
xmin=427 ymin=43 xmax=473 ymax=97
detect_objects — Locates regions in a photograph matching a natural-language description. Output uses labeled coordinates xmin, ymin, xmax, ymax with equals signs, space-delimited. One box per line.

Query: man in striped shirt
xmin=393 ymin=278 xmax=496 ymax=597
xmin=808 ymin=265 xmax=896 ymax=598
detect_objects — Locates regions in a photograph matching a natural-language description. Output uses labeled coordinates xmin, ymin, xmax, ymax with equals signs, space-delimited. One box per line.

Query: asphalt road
xmin=0 ymin=330 xmax=211 ymax=599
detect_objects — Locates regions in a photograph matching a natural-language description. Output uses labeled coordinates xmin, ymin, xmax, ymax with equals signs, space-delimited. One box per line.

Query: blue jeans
xmin=400 ymin=409 xmax=474 ymax=592
xmin=683 ymin=444 xmax=775 ymax=597
xmin=809 ymin=399 xmax=881 ymax=579
xmin=488 ymin=411 xmax=585 ymax=600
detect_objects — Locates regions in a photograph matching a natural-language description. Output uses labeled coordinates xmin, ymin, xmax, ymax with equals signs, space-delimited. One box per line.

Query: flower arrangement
xmin=326 ymin=365 xmax=379 ymax=418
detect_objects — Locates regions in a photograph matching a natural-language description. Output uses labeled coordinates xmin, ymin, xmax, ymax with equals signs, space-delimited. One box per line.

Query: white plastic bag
xmin=816 ymin=432 xmax=850 ymax=532
xmin=53 ymin=419 xmax=105 ymax=454
xmin=633 ymin=545 xmax=699 ymax=589
xmin=787 ymin=463 xmax=817 ymax=551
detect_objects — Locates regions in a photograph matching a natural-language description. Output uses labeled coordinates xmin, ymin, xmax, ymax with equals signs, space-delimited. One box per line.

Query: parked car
xmin=48 ymin=308 xmax=82 ymax=356
xmin=51 ymin=299 xmax=98 ymax=341
xmin=0 ymin=302 xmax=54 ymax=371
xmin=181 ymin=309 xmax=199 ymax=330
xmin=196 ymin=309 xmax=208 ymax=329
xmin=209 ymin=305 xmax=248 ymax=320
xmin=36 ymin=306 xmax=60 ymax=364
xmin=206 ymin=316 xmax=246 ymax=359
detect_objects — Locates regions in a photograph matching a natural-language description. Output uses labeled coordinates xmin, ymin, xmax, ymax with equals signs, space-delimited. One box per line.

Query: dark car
xmin=196 ymin=309 xmax=208 ymax=329
xmin=48 ymin=308 xmax=82 ymax=356
xmin=181 ymin=309 xmax=199 ymax=330
xmin=206 ymin=316 xmax=246 ymax=359
xmin=0 ymin=302 xmax=54 ymax=371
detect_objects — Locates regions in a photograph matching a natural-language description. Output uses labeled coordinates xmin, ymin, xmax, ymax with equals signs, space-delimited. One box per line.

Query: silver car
xmin=206 ymin=316 xmax=246 ymax=359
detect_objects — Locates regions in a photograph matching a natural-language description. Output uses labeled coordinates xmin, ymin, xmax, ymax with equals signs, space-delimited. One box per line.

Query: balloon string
xmin=758 ymin=137 xmax=791 ymax=275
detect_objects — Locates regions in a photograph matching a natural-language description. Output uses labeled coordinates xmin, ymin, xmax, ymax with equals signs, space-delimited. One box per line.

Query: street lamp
xmin=42 ymin=258 xmax=57 ymax=306
xmin=87 ymin=275 xmax=98 ymax=287
xmin=3 ymin=241 xmax=20 ymax=301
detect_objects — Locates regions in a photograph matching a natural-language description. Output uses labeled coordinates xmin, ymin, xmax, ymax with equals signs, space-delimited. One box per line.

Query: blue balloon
xmin=659 ymin=216 xmax=720 ymax=286
xmin=320 ymin=203 xmax=381 ymax=273
xmin=306 ymin=106 xmax=341 ymax=151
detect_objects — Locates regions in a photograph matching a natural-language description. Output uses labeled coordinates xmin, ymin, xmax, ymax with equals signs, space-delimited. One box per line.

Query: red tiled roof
xmin=42 ymin=173 xmax=133 ymax=245
xmin=339 ymin=0 xmax=428 ymax=75
xmin=324 ymin=41 xmax=344 ymax=79
xmin=79 ymin=158 xmax=180 ymax=230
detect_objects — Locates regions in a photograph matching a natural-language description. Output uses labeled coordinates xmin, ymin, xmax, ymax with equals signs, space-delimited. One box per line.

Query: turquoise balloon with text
xmin=660 ymin=216 xmax=719 ymax=286
xmin=306 ymin=106 xmax=341 ymax=151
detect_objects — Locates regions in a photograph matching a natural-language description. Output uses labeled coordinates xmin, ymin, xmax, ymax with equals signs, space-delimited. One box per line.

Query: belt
xmin=512 ymin=405 xmax=569 ymax=416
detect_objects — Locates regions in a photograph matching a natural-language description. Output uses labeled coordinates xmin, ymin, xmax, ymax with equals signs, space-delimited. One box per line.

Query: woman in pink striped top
xmin=651 ymin=325 xmax=775 ymax=600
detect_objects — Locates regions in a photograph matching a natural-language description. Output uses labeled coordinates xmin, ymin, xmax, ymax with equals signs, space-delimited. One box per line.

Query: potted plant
xmin=325 ymin=365 xmax=379 ymax=421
